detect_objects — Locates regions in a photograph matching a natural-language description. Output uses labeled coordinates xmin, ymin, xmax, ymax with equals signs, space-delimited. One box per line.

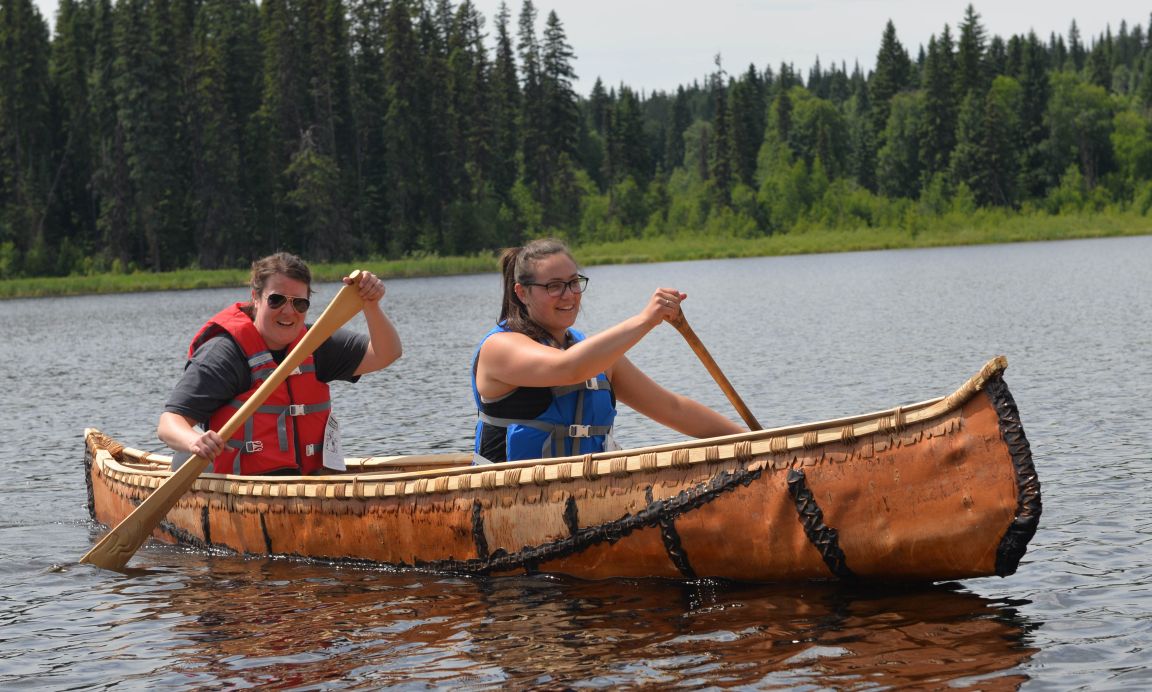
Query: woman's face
xmin=252 ymin=273 xmax=311 ymax=351
xmin=516 ymin=252 xmax=583 ymax=340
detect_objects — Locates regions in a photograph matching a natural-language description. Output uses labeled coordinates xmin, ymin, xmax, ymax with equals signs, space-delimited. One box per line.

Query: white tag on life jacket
xmin=322 ymin=415 xmax=346 ymax=471
xmin=604 ymin=431 xmax=622 ymax=452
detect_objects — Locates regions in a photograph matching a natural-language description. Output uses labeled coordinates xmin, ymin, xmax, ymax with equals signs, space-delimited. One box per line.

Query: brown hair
xmin=498 ymin=238 xmax=576 ymax=342
xmin=242 ymin=252 xmax=312 ymax=316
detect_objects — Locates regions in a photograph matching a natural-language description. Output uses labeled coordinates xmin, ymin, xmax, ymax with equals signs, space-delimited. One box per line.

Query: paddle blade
xmin=80 ymin=456 xmax=211 ymax=570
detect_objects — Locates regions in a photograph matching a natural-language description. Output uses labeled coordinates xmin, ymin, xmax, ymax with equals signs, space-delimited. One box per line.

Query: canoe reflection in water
xmin=142 ymin=559 xmax=1038 ymax=688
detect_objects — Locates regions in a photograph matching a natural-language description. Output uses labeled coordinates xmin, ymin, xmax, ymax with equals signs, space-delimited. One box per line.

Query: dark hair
xmin=243 ymin=252 xmax=312 ymax=316
xmin=498 ymin=238 xmax=576 ymax=342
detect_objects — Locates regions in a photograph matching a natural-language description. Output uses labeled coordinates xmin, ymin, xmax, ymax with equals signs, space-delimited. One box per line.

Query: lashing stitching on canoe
xmin=581 ymin=454 xmax=599 ymax=481
xmin=704 ymin=445 xmax=720 ymax=464
xmin=557 ymin=462 xmax=574 ymax=482
xmin=787 ymin=468 xmax=855 ymax=580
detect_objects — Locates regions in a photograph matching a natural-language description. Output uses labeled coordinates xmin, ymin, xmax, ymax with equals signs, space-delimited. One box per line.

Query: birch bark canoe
xmin=83 ymin=356 xmax=1041 ymax=582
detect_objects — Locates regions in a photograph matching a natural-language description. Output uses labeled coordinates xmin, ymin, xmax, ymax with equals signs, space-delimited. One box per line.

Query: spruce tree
xmin=380 ymin=0 xmax=424 ymax=254
xmin=188 ymin=0 xmax=261 ymax=267
xmin=728 ymin=64 xmax=765 ymax=187
xmin=956 ymin=4 xmax=988 ymax=98
xmin=527 ymin=7 xmax=581 ymax=227
xmin=664 ymin=85 xmax=690 ymax=170
xmin=0 ymin=0 xmax=53 ymax=275
xmin=348 ymin=0 xmax=391 ymax=254
xmin=47 ymin=0 xmax=99 ymax=272
xmin=708 ymin=61 xmax=732 ymax=205
xmin=1015 ymin=31 xmax=1050 ymax=199
xmin=489 ymin=1 xmax=520 ymax=210
xmin=920 ymin=27 xmax=957 ymax=181
xmin=869 ymin=20 xmax=913 ymax=146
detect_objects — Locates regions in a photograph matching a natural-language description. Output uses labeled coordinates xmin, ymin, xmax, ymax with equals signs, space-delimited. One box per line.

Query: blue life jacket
xmin=471 ymin=323 xmax=615 ymax=463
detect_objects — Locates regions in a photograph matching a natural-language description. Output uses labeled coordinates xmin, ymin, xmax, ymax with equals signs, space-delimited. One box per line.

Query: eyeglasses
xmin=265 ymin=292 xmax=311 ymax=312
xmin=521 ymin=274 xmax=590 ymax=297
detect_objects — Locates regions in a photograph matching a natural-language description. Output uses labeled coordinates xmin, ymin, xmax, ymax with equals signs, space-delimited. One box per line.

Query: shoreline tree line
xmin=1 ymin=0 xmax=1151 ymax=278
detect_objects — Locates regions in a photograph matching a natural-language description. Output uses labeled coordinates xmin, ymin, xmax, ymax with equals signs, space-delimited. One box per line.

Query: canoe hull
xmin=84 ymin=358 xmax=1041 ymax=582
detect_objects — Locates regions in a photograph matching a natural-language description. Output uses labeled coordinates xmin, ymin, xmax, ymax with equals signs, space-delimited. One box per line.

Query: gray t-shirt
xmin=163 ymin=327 xmax=368 ymax=425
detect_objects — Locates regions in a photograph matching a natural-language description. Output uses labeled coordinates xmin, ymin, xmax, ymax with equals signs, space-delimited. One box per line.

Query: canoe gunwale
xmin=86 ymin=357 xmax=1012 ymax=501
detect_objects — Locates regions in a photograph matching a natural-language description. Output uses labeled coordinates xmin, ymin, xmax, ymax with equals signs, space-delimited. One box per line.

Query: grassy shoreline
xmin=3 ymin=215 xmax=1149 ymax=299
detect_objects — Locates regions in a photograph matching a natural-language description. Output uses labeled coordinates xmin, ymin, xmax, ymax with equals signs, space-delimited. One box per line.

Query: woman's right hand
xmin=642 ymin=288 xmax=686 ymax=326
xmin=188 ymin=430 xmax=225 ymax=461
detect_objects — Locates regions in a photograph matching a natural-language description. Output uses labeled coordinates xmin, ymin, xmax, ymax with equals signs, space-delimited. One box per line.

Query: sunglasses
xmin=521 ymin=274 xmax=590 ymax=297
xmin=265 ymin=292 xmax=311 ymax=312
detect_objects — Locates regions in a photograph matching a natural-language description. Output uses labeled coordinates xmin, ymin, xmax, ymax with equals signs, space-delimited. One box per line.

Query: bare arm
xmin=345 ymin=271 xmax=403 ymax=376
xmin=157 ymin=411 xmax=225 ymax=460
xmin=612 ymin=356 xmax=747 ymax=438
xmin=476 ymin=288 xmax=683 ymax=398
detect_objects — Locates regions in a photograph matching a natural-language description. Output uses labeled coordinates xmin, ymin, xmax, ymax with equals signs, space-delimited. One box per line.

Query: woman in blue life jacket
xmin=157 ymin=252 xmax=402 ymax=476
xmin=472 ymin=238 xmax=746 ymax=464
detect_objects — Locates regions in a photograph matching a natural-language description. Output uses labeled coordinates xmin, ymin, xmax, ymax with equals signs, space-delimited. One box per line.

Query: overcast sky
xmin=32 ymin=0 xmax=1147 ymax=96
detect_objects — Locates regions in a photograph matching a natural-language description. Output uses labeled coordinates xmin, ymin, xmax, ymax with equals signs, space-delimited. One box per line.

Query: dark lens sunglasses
xmin=265 ymin=292 xmax=311 ymax=312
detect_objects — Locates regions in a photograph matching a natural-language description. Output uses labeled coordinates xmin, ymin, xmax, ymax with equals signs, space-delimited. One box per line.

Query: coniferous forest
xmin=1 ymin=0 xmax=1151 ymax=278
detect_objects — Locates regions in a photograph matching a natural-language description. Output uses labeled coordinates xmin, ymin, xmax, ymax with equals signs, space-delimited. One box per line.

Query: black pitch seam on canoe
xmin=647 ymin=486 xmax=697 ymax=579
xmin=987 ymin=374 xmax=1042 ymax=577
xmin=202 ymin=506 xmax=212 ymax=546
xmin=412 ymin=463 xmax=763 ymax=576
xmin=159 ymin=518 xmax=209 ymax=550
xmin=259 ymin=514 xmax=273 ymax=554
xmin=472 ymin=499 xmax=489 ymax=561
xmin=83 ymin=446 xmax=96 ymax=520
xmin=563 ymin=495 xmax=580 ymax=536
xmin=786 ymin=469 xmax=856 ymax=580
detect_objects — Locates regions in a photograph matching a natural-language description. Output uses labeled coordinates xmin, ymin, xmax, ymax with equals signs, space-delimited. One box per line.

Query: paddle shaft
xmin=670 ymin=313 xmax=762 ymax=431
xmin=80 ymin=272 xmax=367 ymax=570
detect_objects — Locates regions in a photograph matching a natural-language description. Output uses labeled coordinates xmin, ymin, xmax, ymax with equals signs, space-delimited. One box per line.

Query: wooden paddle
xmin=670 ymin=312 xmax=762 ymax=431
xmin=80 ymin=272 xmax=367 ymax=571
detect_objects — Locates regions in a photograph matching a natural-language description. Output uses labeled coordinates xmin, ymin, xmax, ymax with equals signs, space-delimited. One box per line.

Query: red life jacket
xmin=190 ymin=303 xmax=332 ymax=475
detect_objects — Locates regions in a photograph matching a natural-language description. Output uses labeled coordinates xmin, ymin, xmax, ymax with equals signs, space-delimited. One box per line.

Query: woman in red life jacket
xmin=157 ymin=252 xmax=402 ymax=476
xmin=471 ymin=238 xmax=745 ymax=464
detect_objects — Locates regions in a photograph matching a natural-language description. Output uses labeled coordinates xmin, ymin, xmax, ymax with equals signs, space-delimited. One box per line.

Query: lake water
xmin=1 ymin=236 xmax=1150 ymax=689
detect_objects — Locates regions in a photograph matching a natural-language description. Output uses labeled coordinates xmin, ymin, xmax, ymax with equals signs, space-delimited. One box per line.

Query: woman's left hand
xmin=345 ymin=271 xmax=386 ymax=304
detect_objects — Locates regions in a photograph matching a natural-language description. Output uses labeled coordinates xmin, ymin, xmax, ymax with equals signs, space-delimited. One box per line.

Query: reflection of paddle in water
xmin=128 ymin=559 xmax=1038 ymax=688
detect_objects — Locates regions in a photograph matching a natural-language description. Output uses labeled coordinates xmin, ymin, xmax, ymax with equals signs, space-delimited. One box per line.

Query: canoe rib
xmin=83 ymin=356 xmax=1041 ymax=582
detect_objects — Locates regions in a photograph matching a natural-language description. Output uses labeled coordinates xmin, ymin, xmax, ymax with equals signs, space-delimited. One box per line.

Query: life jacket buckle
xmin=287 ymin=404 xmax=307 ymax=416
xmin=568 ymin=424 xmax=591 ymax=438
xmin=585 ymin=378 xmax=600 ymax=390
xmin=244 ymin=441 xmax=264 ymax=453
